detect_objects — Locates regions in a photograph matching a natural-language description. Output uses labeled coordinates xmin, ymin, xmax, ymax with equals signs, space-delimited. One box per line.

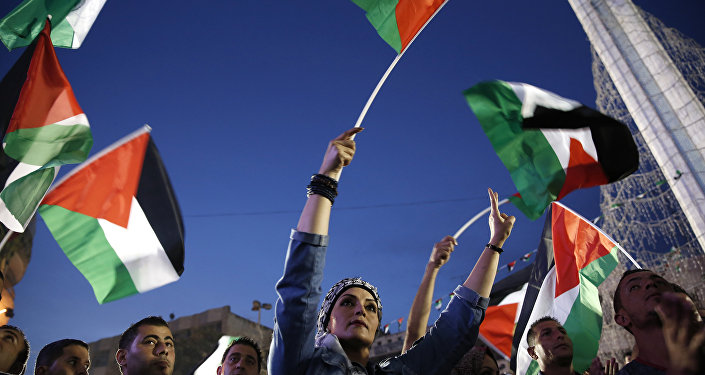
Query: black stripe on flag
xmin=0 ymin=42 xmax=37 ymax=186
xmin=136 ymin=137 xmax=185 ymax=275
xmin=523 ymin=105 xmax=639 ymax=182
xmin=510 ymin=205 xmax=555 ymax=372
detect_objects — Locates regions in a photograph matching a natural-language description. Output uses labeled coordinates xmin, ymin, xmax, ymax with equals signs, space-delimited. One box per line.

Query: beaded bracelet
xmin=307 ymin=174 xmax=338 ymax=204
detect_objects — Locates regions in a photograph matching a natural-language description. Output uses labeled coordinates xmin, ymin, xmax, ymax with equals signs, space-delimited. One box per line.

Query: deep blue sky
xmin=1 ymin=1 xmax=704 ymax=372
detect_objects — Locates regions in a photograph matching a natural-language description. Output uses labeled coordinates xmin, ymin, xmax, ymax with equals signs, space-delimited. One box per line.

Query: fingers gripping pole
xmin=453 ymin=199 xmax=509 ymax=240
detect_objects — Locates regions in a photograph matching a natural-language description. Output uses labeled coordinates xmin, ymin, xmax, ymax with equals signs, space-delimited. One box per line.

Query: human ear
xmin=216 ymin=365 xmax=223 ymax=375
xmin=116 ymin=349 xmax=127 ymax=367
xmin=36 ymin=366 xmax=48 ymax=375
xmin=614 ymin=310 xmax=630 ymax=328
xmin=527 ymin=346 xmax=538 ymax=360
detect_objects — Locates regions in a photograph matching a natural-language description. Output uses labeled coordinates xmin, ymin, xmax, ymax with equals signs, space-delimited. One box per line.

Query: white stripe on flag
xmin=509 ymin=82 xmax=581 ymax=119
xmin=99 ymin=197 xmax=179 ymax=293
xmin=54 ymin=113 xmax=90 ymax=127
xmin=516 ymin=266 xmax=580 ymax=375
xmin=540 ymin=127 xmax=598 ymax=171
xmin=65 ymin=0 xmax=107 ymax=48
xmin=194 ymin=336 xmax=235 ymax=375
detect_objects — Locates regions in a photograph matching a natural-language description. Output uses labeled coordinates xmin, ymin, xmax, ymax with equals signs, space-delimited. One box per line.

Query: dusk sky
xmin=1 ymin=1 xmax=704 ymax=372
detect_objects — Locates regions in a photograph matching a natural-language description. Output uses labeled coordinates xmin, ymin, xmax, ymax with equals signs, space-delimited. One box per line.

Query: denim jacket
xmin=268 ymin=230 xmax=489 ymax=375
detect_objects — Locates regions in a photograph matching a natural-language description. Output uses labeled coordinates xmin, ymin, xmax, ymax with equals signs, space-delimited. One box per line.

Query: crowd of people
xmin=6 ymin=129 xmax=704 ymax=375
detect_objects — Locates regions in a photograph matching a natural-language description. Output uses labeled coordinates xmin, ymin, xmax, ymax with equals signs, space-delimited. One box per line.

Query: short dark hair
xmin=0 ymin=325 xmax=29 ymax=375
xmin=119 ymin=316 xmax=169 ymax=350
xmin=526 ymin=316 xmax=560 ymax=347
xmin=613 ymin=269 xmax=659 ymax=314
xmin=36 ymin=339 xmax=89 ymax=369
xmin=219 ymin=337 xmax=262 ymax=372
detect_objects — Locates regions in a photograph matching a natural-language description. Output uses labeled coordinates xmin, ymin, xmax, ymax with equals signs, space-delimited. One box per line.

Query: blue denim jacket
xmin=268 ymin=230 xmax=489 ymax=375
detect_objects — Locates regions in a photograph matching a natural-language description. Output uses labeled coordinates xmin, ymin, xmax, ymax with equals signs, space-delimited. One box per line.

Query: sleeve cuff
xmin=290 ymin=229 xmax=329 ymax=247
xmin=452 ymin=285 xmax=489 ymax=310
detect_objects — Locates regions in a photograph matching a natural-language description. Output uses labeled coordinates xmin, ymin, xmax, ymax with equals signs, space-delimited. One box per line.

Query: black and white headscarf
xmin=316 ymin=277 xmax=383 ymax=340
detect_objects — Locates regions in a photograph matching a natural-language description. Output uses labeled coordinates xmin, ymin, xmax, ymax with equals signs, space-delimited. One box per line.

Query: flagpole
xmin=453 ymin=198 xmax=509 ymax=240
xmin=0 ymin=230 xmax=13 ymax=257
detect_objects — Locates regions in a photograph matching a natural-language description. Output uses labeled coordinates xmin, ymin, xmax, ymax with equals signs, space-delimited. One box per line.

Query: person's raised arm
xmin=402 ymin=235 xmax=456 ymax=353
xmin=463 ymin=188 xmax=515 ymax=297
xmin=296 ymin=127 xmax=363 ymax=235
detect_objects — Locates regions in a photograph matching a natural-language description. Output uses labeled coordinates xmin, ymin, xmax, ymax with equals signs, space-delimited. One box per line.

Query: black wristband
xmin=485 ymin=243 xmax=503 ymax=254
xmin=307 ymin=174 xmax=338 ymax=204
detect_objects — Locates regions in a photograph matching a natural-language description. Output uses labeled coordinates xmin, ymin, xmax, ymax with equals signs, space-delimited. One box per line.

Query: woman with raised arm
xmin=268 ymin=128 xmax=515 ymax=374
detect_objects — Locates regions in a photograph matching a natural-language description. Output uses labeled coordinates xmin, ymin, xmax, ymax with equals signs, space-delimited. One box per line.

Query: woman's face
xmin=328 ymin=287 xmax=379 ymax=346
xmin=479 ymin=352 xmax=499 ymax=375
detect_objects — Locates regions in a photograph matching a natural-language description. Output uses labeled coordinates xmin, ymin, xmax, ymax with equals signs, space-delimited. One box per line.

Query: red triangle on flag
xmin=42 ymin=132 xmax=149 ymax=228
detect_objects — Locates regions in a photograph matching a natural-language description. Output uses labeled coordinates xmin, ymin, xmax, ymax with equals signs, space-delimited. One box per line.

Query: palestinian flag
xmin=479 ymin=265 xmax=531 ymax=360
xmin=520 ymin=251 xmax=533 ymax=262
xmin=397 ymin=317 xmax=404 ymax=329
xmin=351 ymin=0 xmax=447 ymax=53
xmin=0 ymin=0 xmax=105 ymax=50
xmin=506 ymin=260 xmax=516 ymax=272
xmin=465 ymin=80 xmax=638 ymax=220
xmin=433 ymin=298 xmax=442 ymax=311
xmin=38 ymin=127 xmax=184 ymax=303
xmin=512 ymin=202 xmax=620 ymax=375
xmin=0 ymin=20 xmax=91 ymax=232
xmin=383 ymin=323 xmax=390 ymax=334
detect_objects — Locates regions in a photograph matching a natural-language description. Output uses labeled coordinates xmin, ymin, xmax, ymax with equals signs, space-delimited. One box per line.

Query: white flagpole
xmin=453 ymin=198 xmax=509 ymax=240
xmin=0 ymin=230 xmax=14 ymax=257
xmin=352 ymin=0 xmax=451 ymax=132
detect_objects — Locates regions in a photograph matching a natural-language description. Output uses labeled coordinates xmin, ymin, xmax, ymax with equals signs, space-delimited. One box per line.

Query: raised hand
xmin=429 ymin=235 xmax=457 ymax=269
xmin=654 ymin=292 xmax=705 ymax=375
xmin=487 ymin=188 xmax=515 ymax=247
xmin=589 ymin=357 xmax=619 ymax=375
xmin=318 ymin=127 xmax=363 ymax=179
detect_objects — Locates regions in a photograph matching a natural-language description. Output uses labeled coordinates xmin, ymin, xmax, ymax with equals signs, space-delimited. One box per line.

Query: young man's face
xmin=117 ymin=325 xmax=175 ymax=375
xmin=528 ymin=320 xmax=573 ymax=368
xmin=0 ymin=327 xmax=25 ymax=374
xmin=38 ymin=345 xmax=90 ymax=375
xmin=216 ymin=344 xmax=259 ymax=375
xmin=616 ymin=271 xmax=673 ymax=330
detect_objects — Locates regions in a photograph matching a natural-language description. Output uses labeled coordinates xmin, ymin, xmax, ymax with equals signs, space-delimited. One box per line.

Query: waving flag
xmin=0 ymin=20 xmax=92 ymax=232
xmin=396 ymin=317 xmax=404 ymax=329
xmin=351 ymin=0 xmax=447 ymax=54
xmin=383 ymin=323 xmax=390 ymax=334
xmin=0 ymin=0 xmax=105 ymax=50
xmin=465 ymin=80 xmax=638 ymax=219
xmin=433 ymin=298 xmax=442 ymax=311
xmin=39 ymin=127 xmax=184 ymax=303
xmin=512 ymin=202 xmax=620 ymax=375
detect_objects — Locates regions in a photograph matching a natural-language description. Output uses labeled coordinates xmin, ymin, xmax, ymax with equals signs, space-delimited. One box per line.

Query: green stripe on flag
xmin=39 ymin=205 xmax=139 ymax=303
xmin=465 ymin=81 xmax=566 ymax=219
xmin=562 ymin=246 xmax=619 ymax=372
xmin=351 ymin=0 xmax=403 ymax=53
xmin=0 ymin=0 xmax=81 ymax=50
xmin=0 ymin=166 xmax=56 ymax=230
xmin=50 ymin=18 xmax=76 ymax=48
xmin=4 ymin=123 xmax=92 ymax=166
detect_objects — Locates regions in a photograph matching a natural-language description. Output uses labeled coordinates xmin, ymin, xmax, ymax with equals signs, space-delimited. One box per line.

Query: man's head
xmin=216 ymin=337 xmax=262 ymax=375
xmin=116 ymin=317 xmax=174 ymax=375
xmin=613 ymin=269 xmax=673 ymax=333
xmin=0 ymin=325 xmax=29 ymax=375
xmin=526 ymin=317 xmax=573 ymax=370
xmin=35 ymin=339 xmax=90 ymax=375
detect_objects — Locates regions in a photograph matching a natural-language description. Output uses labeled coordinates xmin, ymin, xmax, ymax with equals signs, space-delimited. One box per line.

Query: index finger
xmin=334 ymin=127 xmax=364 ymax=141
xmin=488 ymin=188 xmax=500 ymax=216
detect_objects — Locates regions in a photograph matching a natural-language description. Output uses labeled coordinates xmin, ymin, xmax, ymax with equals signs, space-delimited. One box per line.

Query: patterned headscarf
xmin=316 ymin=277 xmax=383 ymax=338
